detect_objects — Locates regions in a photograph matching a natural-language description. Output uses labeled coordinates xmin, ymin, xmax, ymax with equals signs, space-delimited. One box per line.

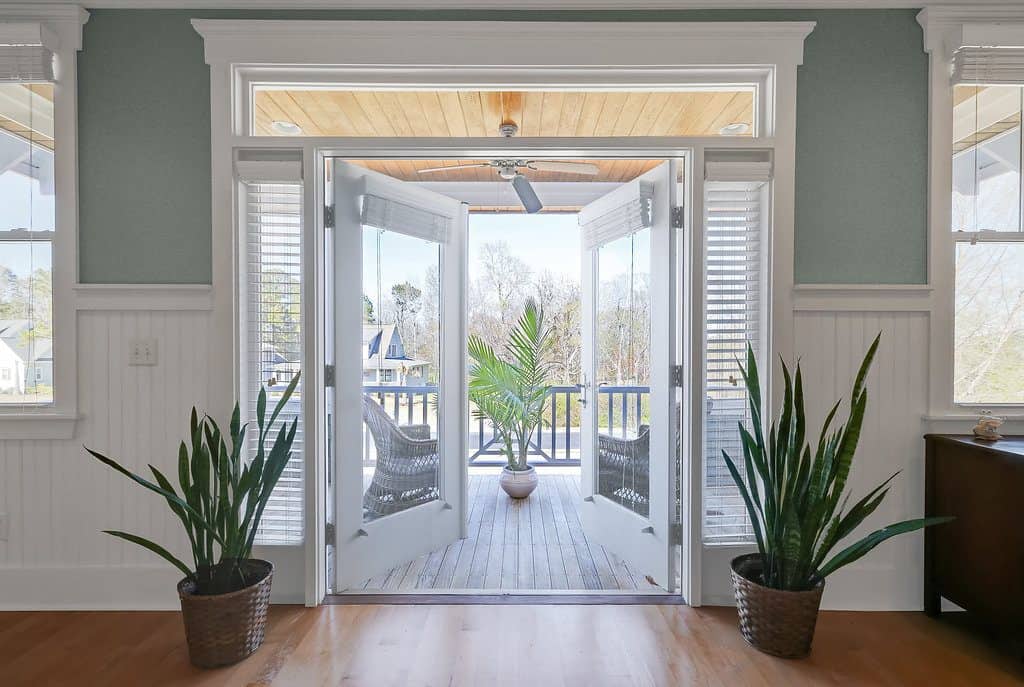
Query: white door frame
xmin=195 ymin=18 xmax=811 ymax=606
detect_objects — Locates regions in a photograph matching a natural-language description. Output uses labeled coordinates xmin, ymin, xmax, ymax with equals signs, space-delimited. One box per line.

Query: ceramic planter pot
xmin=730 ymin=553 xmax=824 ymax=659
xmin=177 ymin=559 xmax=274 ymax=668
xmin=499 ymin=466 xmax=538 ymax=498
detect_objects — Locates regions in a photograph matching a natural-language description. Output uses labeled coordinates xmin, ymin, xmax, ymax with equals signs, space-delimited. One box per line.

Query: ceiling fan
xmin=414 ymin=122 xmax=599 ymax=214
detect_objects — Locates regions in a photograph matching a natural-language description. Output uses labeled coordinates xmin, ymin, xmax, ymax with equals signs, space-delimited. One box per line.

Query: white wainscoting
xmin=0 ymin=309 xmax=303 ymax=610
xmin=701 ymin=309 xmax=933 ymax=609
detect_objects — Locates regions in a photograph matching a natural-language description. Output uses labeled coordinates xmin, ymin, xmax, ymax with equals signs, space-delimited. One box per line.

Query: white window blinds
xmin=579 ymin=179 xmax=654 ymax=251
xmin=360 ymin=193 xmax=452 ymax=244
xmin=245 ymin=182 xmax=305 ymax=545
xmin=954 ymin=48 xmax=1024 ymax=85
xmin=0 ymin=24 xmax=57 ymax=82
xmin=703 ymin=170 xmax=768 ymax=544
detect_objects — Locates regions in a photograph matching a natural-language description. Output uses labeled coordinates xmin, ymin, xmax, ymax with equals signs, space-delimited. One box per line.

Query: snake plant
xmin=86 ymin=374 xmax=300 ymax=595
xmin=723 ymin=336 xmax=951 ymax=591
xmin=468 ymin=298 xmax=553 ymax=471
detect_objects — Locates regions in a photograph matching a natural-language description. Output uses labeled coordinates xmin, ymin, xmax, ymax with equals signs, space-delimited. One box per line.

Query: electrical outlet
xmin=129 ymin=338 xmax=158 ymax=366
xmin=0 ymin=513 xmax=8 ymax=542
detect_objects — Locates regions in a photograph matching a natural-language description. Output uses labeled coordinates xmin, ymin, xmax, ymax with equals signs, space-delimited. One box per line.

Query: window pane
xmin=361 ymin=227 xmax=441 ymax=522
xmin=0 ymin=83 xmax=55 ymax=406
xmin=952 ymin=85 xmax=1022 ymax=233
xmin=247 ymin=183 xmax=304 ymax=545
xmin=703 ymin=181 xmax=764 ymax=544
xmin=955 ymin=242 xmax=1024 ymax=404
xmin=252 ymin=88 xmax=754 ymax=138
xmin=595 ymin=228 xmax=651 ymax=518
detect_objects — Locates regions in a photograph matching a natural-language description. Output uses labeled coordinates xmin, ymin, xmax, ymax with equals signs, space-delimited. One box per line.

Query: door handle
xmin=578 ymin=374 xmax=590 ymax=407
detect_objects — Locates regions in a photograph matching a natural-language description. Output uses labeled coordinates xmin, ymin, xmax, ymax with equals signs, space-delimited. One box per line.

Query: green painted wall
xmin=77 ymin=9 xmax=927 ymax=284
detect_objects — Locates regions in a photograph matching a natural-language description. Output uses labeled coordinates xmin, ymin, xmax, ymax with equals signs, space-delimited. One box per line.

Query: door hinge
xmin=324 ymin=204 xmax=335 ymax=229
xmin=671 ymin=205 xmax=685 ymax=229
xmin=669 ymin=364 xmax=685 ymax=387
xmin=324 ymin=364 xmax=335 ymax=388
xmin=670 ymin=522 xmax=684 ymax=546
xmin=325 ymin=522 xmax=336 ymax=547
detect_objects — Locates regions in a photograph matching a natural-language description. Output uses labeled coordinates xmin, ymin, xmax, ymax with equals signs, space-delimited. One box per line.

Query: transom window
xmin=250 ymin=87 xmax=757 ymax=139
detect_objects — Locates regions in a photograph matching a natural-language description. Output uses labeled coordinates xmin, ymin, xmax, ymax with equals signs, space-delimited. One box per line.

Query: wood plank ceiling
xmin=254 ymin=88 xmax=753 ymax=183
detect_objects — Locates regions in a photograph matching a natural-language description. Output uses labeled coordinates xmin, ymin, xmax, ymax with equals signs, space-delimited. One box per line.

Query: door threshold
xmin=325 ymin=591 xmax=685 ymax=605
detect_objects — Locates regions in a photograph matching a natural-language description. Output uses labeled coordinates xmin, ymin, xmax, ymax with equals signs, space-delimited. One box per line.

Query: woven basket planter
xmin=730 ymin=553 xmax=824 ymax=659
xmin=177 ymin=559 xmax=274 ymax=668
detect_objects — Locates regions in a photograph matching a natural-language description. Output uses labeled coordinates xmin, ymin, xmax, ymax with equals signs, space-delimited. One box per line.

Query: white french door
xmin=578 ymin=159 xmax=679 ymax=592
xmin=332 ymin=160 xmax=468 ymax=591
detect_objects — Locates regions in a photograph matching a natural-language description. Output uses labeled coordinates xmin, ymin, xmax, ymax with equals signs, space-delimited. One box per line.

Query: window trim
xmin=0 ymin=5 xmax=88 ymax=440
xmin=919 ymin=7 xmax=1024 ymax=420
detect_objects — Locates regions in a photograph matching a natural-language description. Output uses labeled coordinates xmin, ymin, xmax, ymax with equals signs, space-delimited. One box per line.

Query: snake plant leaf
xmin=723 ymin=335 xmax=952 ymax=590
xmin=103 ymin=530 xmax=194 ymax=581
xmin=265 ymin=373 xmax=300 ymax=438
xmin=256 ymin=386 xmax=267 ymax=434
xmin=84 ymin=447 xmax=224 ymax=545
xmin=721 ymin=448 xmax=766 ymax=554
xmin=818 ymin=516 xmax=954 ymax=579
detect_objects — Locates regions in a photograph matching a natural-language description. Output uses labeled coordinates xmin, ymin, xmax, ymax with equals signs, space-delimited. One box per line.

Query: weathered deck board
xmin=357 ymin=472 xmax=657 ymax=592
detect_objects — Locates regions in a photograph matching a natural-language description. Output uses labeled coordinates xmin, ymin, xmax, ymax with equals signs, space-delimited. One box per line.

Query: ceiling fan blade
xmin=416 ymin=163 xmax=492 ymax=175
xmin=511 ymin=173 xmax=543 ymax=214
xmin=528 ymin=160 xmax=600 ymax=176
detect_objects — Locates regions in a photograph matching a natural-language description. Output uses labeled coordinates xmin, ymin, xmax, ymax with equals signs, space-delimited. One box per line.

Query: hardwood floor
xmin=356 ymin=471 xmax=659 ymax=592
xmin=2 ymin=606 xmax=1022 ymax=686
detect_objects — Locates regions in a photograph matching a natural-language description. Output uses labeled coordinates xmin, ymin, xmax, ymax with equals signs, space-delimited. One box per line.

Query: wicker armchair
xmin=598 ymin=424 xmax=651 ymax=518
xmin=362 ymin=395 xmax=440 ymax=517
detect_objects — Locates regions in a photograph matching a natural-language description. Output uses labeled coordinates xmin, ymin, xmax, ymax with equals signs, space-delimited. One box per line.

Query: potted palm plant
xmin=723 ymin=337 xmax=951 ymax=658
xmin=469 ymin=298 xmax=552 ymax=499
xmin=86 ymin=374 xmax=299 ymax=668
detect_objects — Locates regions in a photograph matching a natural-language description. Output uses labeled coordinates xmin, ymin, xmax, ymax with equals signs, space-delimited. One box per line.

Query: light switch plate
xmin=129 ymin=338 xmax=158 ymax=366
xmin=0 ymin=513 xmax=8 ymax=542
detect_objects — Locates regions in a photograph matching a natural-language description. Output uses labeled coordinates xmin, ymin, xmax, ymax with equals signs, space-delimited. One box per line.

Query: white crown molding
xmin=192 ymin=19 xmax=816 ymax=67
xmin=192 ymin=18 xmax=816 ymax=42
xmin=918 ymin=5 xmax=1024 ymax=55
xmin=17 ymin=0 xmax=1024 ymax=10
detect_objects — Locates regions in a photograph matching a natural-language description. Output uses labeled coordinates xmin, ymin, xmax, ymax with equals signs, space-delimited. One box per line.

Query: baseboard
xmin=0 ymin=565 xmax=304 ymax=611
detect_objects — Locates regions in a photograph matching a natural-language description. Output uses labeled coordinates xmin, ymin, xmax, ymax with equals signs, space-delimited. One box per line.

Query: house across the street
xmin=0 ymin=319 xmax=52 ymax=395
xmin=361 ymin=324 xmax=430 ymax=386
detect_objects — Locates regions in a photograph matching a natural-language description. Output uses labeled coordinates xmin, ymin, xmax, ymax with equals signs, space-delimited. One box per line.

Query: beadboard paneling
xmin=794 ymin=310 xmax=930 ymax=610
xmin=701 ymin=310 xmax=931 ymax=609
xmin=0 ymin=311 xmax=214 ymax=607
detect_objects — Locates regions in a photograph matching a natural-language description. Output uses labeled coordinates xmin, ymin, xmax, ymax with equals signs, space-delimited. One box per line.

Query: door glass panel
xmin=361 ymin=227 xmax=441 ymax=522
xmin=595 ymin=228 xmax=651 ymax=517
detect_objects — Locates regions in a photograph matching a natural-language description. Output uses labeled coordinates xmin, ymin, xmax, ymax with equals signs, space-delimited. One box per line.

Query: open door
xmin=578 ymin=160 xmax=679 ymax=592
xmin=332 ymin=160 xmax=468 ymax=591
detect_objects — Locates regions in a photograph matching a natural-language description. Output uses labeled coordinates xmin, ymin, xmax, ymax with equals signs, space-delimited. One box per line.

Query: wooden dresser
xmin=924 ymin=434 xmax=1024 ymax=636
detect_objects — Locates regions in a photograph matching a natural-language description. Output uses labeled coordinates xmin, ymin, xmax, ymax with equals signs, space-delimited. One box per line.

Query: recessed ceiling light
xmin=719 ymin=122 xmax=750 ymax=136
xmin=271 ymin=120 xmax=302 ymax=135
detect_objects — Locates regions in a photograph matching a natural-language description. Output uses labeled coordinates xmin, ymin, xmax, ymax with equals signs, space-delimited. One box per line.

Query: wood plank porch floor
xmin=356 ymin=471 xmax=663 ymax=592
